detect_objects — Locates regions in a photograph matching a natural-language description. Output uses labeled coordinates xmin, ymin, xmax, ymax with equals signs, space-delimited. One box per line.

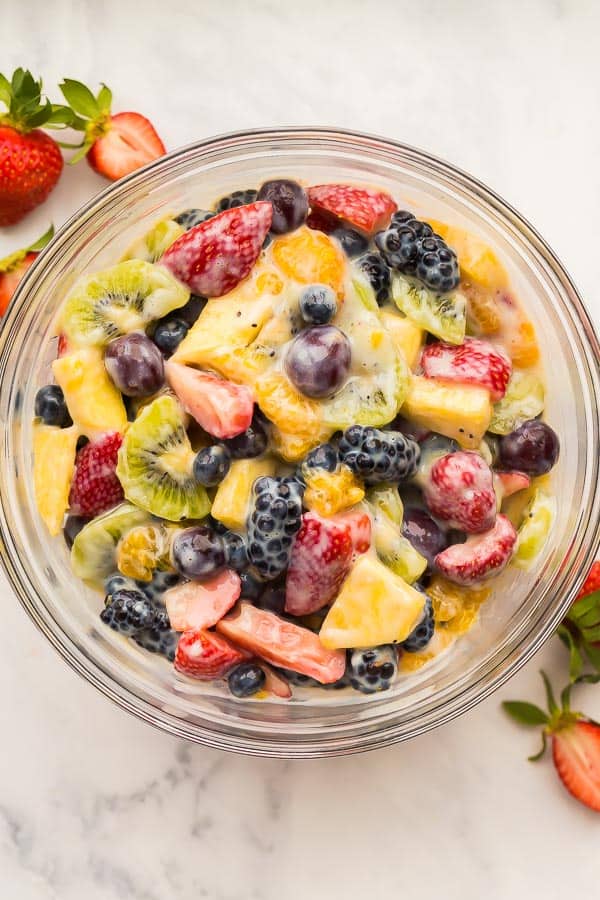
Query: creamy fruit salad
xmin=32 ymin=179 xmax=559 ymax=699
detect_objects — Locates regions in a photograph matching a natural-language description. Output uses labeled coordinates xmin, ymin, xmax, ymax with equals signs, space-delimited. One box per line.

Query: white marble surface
xmin=2 ymin=1 xmax=600 ymax=897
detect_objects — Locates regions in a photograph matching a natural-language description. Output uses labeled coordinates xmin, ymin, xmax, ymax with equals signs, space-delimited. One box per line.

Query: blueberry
xmin=174 ymin=208 xmax=215 ymax=230
xmin=172 ymin=526 xmax=226 ymax=580
xmin=299 ymin=284 xmax=338 ymax=325
xmin=193 ymin=445 xmax=231 ymax=486
xmin=257 ymin=179 xmax=308 ymax=234
xmin=304 ymin=442 xmax=339 ymax=472
xmin=338 ymin=425 xmax=420 ymax=484
xmin=247 ymin=477 xmax=304 ymax=579
xmin=332 ymin=227 xmax=369 ymax=258
xmin=100 ymin=589 xmax=157 ymax=635
xmin=349 ymin=645 xmax=398 ymax=694
xmin=403 ymin=596 xmax=435 ymax=652
xmin=137 ymin=570 xmax=180 ymax=602
xmin=223 ymin=531 xmax=249 ymax=572
xmin=356 ymin=253 xmax=391 ymax=305
xmin=34 ymin=385 xmax=72 ymax=428
xmin=228 ymin=663 xmax=266 ymax=698
xmin=63 ymin=515 xmax=89 ymax=550
xmin=178 ymin=294 xmax=207 ymax=325
xmin=152 ymin=318 xmax=189 ymax=356
xmin=239 ymin=569 xmax=264 ymax=601
xmin=224 ymin=412 xmax=268 ymax=459
xmin=215 ymin=189 xmax=258 ymax=212
xmin=104 ymin=573 xmax=138 ymax=596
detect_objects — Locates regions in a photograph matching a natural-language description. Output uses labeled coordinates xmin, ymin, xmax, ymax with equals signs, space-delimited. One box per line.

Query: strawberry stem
xmin=0 ymin=68 xmax=73 ymax=133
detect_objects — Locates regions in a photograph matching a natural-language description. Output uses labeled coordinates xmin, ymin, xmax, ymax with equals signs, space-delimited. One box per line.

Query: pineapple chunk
xmin=211 ymin=457 xmax=277 ymax=530
xmin=379 ymin=310 xmax=423 ymax=370
xmin=52 ymin=346 xmax=127 ymax=435
xmin=270 ymin=426 xmax=331 ymax=463
xmin=320 ymin=554 xmax=425 ymax=649
xmin=428 ymin=220 xmax=508 ymax=290
xmin=33 ymin=424 xmax=79 ymax=535
xmin=401 ymin=375 xmax=492 ymax=450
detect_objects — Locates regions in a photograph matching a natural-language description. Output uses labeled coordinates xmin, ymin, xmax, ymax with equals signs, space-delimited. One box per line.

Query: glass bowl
xmin=1 ymin=128 xmax=599 ymax=758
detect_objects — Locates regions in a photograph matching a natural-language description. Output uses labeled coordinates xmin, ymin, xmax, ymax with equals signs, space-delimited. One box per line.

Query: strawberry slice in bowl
xmin=423 ymin=450 xmax=497 ymax=534
xmin=165 ymin=570 xmax=241 ymax=631
xmin=307 ymin=184 xmax=397 ymax=235
xmin=69 ymin=431 xmax=124 ymax=517
xmin=165 ymin=361 xmax=254 ymax=439
xmin=161 ymin=201 xmax=272 ymax=297
xmin=174 ymin=628 xmax=248 ymax=681
xmin=435 ymin=513 xmax=517 ymax=585
xmin=420 ymin=338 xmax=512 ymax=401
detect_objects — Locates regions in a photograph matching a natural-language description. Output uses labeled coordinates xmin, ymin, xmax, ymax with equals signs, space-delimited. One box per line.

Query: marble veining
xmin=2 ymin=1 xmax=600 ymax=897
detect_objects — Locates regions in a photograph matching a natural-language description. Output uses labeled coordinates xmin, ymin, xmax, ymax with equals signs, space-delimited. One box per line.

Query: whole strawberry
xmin=0 ymin=225 xmax=54 ymax=315
xmin=423 ymin=450 xmax=497 ymax=533
xmin=0 ymin=69 xmax=71 ymax=226
xmin=69 ymin=432 xmax=124 ymax=517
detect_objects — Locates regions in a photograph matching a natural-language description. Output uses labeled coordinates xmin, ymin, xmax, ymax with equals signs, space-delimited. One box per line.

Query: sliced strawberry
xmin=420 ymin=338 xmax=511 ymax=401
xmin=87 ymin=112 xmax=166 ymax=181
xmin=260 ymin=662 xmax=292 ymax=699
xmin=495 ymin=470 xmax=530 ymax=498
xmin=343 ymin=508 xmax=372 ymax=555
xmin=57 ymin=333 xmax=70 ymax=357
xmin=164 ymin=570 xmax=241 ymax=632
xmin=161 ymin=201 xmax=272 ymax=297
xmin=553 ymin=722 xmax=600 ymax=812
xmin=435 ymin=513 xmax=517 ymax=585
xmin=423 ymin=451 xmax=496 ymax=534
xmin=68 ymin=432 xmax=124 ymax=517
xmin=165 ymin=361 xmax=254 ymax=439
xmin=216 ymin=601 xmax=346 ymax=684
xmin=575 ymin=561 xmax=600 ymax=602
xmin=0 ymin=225 xmax=54 ymax=315
xmin=307 ymin=184 xmax=396 ymax=235
xmin=285 ymin=512 xmax=354 ymax=616
xmin=174 ymin=628 xmax=246 ymax=680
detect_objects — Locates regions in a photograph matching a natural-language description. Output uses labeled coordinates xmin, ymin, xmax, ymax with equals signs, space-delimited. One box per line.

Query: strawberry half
xmin=174 ymin=628 xmax=247 ymax=680
xmin=68 ymin=432 xmax=124 ymax=517
xmin=161 ymin=202 xmax=272 ymax=297
xmin=216 ymin=601 xmax=346 ymax=684
xmin=495 ymin=470 xmax=530 ymax=499
xmin=165 ymin=361 xmax=254 ymax=438
xmin=420 ymin=338 xmax=512 ymax=401
xmin=165 ymin=570 xmax=241 ymax=632
xmin=285 ymin=511 xmax=354 ymax=616
xmin=575 ymin=561 xmax=600 ymax=602
xmin=0 ymin=225 xmax=54 ymax=315
xmin=423 ymin=450 xmax=496 ymax=534
xmin=307 ymin=184 xmax=397 ymax=235
xmin=504 ymin=672 xmax=600 ymax=813
xmin=435 ymin=513 xmax=517 ymax=585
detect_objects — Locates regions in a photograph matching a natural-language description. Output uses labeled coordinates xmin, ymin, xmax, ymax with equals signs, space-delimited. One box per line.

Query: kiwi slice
xmin=392 ymin=274 xmax=466 ymax=344
xmin=60 ymin=259 xmax=189 ymax=347
xmin=121 ymin=217 xmax=185 ymax=263
xmin=71 ymin=502 xmax=150 ymax=586
xmin=488 ymin=370 xmax=545 ymax=435
xmin=513 ymin=489 xmax=556 ymax=568
xmin=116 ymin=394 xmax=210 ymax=522
xmin=367 ymin=487 xmax=427 ymax=584
xmin=320 ymin=280 xmax=409 ymax=430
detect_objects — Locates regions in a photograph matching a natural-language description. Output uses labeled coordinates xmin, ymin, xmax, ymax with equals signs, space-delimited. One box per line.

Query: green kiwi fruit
xmin=367 ymin=485 xmax=427 ymax=584
xmin=60 ymin=259 xmax=189 ymax=347
xmin=488 ymin=370 xmax=545 ymax=435
xmin=392 ymin=274 xmax=466 ymax=344
xmin=121 ymin=218 xmax=185 ymax=263
xmin=116 ymin=394 xmax=210 ymax=522
xmin=71 ymin=502 xmax=150 ymax=586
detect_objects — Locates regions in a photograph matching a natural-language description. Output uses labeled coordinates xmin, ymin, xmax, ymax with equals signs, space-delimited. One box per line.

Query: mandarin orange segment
xmin=462 ymin=281 xmax=501 ymax=336
xmin=272 ymin=226 xmax=345 ymax=296
xmin=254 ymin=370 xmax=322 ymax=437
xmin=508 ymin=319 xmax=540 ymax=367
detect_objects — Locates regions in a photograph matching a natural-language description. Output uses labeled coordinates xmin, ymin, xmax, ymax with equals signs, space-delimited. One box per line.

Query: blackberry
xmin=403 ymin=595 xmax=435 ymax=652
xmin=338 ymin=425 xmax=420 ymax=484
xmin=215 ymin=188 xmax=258 ymax=212
xmin=246 ymin=476 xmax=304 ymax=579
xmin=174 ymin=208 xmax=215 ymax=230
xmin=239 ymin=569 xmax=264 ymax=602
xmin=223 ymin=530 xmax=249 ymax=572
xmin=356 ymin=253 xmax=391 ymax=305
xmin=333 ymin=227 xmax=369 ymax=258
xmin=100 ymin=589 xmax=157 ymax=636
xmin=375 ymin=211 xmax=460 ymax=293
xmin=228 ymin=663 xmax=265 ymax=698
xmin=34 ymin=384 xmax=72 ymax=428
xmin=349 ymin=645 xmax=398 ymax=694
xmin=137 ymin=571 xmax=180 ymax=602
xmin=133 ymin=609 xmax=180 ymax=662
xmin=304 ymin=442 xmax=339 ymax=473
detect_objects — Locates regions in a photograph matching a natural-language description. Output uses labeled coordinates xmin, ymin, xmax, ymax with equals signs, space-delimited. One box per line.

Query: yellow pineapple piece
xmin=121 ymin=217 xmax=184 ymax=263
xmin=117 ymin=524 xmax=175 ymax=582
xmin=270 ymin=426 xmax=330 ymax=463
xmin=255 ymin=269 xmax=284 ymax=295
xmin=52 ymin=346 xmax=127 ymax=435
xmin=33 ymin=424 xmax=79 ymax=536
xmin=303 ymin=465 xmax=364 ymax=517
xmin=319 ymin=554 xmax=425 ymax=649
xmin=272 ymin=227 xmax=345 ymax=296
xmin=211 ymin=457 xmax=277 ymax=530
xmin=401 ymin=375 xmax=492 ymax=449
xmin=428 ymin=220 xmax=508 ymax=290
xmin=379 ymin=310 xmax=423 ymax=369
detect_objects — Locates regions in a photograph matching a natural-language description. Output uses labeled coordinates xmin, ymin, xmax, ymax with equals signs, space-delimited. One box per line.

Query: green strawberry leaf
xmin=528 ymin=731 xmax=548 ymax=762
xmin=540 ymin=670 xmax=558 ymax=715
xmin=557 ymin=624 xmax=584 ymax=682
xmin=59 ymin=79 xmax=100 ymax=119
xmin=575 ymin=672 xmax=600 ymax=685
xmin=583 ymin=642 xmax=600 ymax=672
xmin=46 ymin=105 xmax=75 ymax=126
xmin=502 ymin=701 xmax=549 ymax=726
xmin=27 ymin=225 xmax=55 ymax=253
xmin=568 ymin=589 xmax=600 ymax=622
xmin=22 ymin=99 xmax=53 ymax=129
xmin=0 ymin=73 xmax=11 ymax=107
xmin=97 ymin=84 xmax=113 ymax=114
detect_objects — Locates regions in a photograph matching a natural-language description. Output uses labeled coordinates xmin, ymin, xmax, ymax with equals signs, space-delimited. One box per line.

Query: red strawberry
xmin=174 ymin=628 xmax=246 ymax=680
xmin=69 ymin=432 xmax=124 ymax=517
xmin=575 ymin=561 xmax=600 ymax=602
xmin=423 ymin=451 xmax=496 ymax=534
xmin=343 ymin=509 xmax=372 ymax=555
xmin=161 ymin=202 xmax=272 ymax=297
xmin=57 ymin=333 xmax=70 ymax=357
xmin=216 ymin=601 xmax=346 ymax=683
xmin=285 ymin=512 xmax=354 ymax=616
xmin=495 ymin=470 xmax=530 ymax=499
xmin=59 ymin=80 xmax=165 ymax=181
xmin=260 ymin=662 xmax=292 ymax=699
xmin=0 ymin=225 xmax=54 ymax=315
xmin=568 ymin=561 xmax=600 ymax=649
xmin=165 ymin=361 xmax=254 ymax=438
xmin=164 ymin=570 xmax=241 ymax=632
xmin=307 ymin=184 xmax=396 ymax=235
xmin=0 ymin=70 xmax=69 ymax=226
xmin=420 ymin=338 xmax=512 ymax=401
xmin=435 ymin=513 xmax=517 ymax=585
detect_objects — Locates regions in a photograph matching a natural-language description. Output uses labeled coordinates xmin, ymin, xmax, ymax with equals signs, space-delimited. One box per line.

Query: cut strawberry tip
xmin=434 ymin=513 xmax=517 ymax=585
